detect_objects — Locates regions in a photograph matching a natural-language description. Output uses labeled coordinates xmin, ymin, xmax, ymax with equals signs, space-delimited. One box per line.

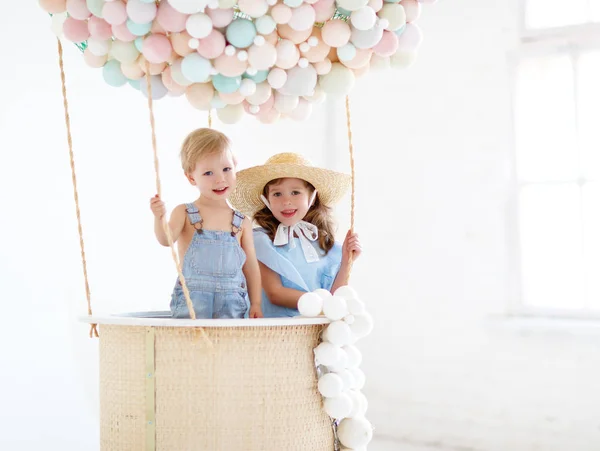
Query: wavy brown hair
xmin=253 ymin=179 xmax=336 ymax=254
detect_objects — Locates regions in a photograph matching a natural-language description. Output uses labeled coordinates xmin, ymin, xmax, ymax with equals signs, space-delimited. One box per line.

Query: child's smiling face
xmin=187 ymin=151 xmax=237 ymax=201
xmin=266 ymin=178 xmax=313 ymax=226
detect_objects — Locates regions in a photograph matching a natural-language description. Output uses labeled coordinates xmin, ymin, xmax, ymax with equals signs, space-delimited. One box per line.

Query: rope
xmin=144 ymin=65 xmax=212 ymax=346
xmin=208 ymin=109 xmax=213 ymax=128
xmin=345 ymin=95 xmax=356 ymax=284
xmin=57 ymin=39 xmax=98 ymax=338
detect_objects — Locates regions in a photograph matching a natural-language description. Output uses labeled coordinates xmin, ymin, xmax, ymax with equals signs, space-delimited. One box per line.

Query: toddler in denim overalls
xmin=149 ymin=128 xmax=263 ymax=319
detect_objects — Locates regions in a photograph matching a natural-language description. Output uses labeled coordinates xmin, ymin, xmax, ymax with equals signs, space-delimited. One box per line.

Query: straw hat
xmin=230 ymin=153 xmax=352 ymax=217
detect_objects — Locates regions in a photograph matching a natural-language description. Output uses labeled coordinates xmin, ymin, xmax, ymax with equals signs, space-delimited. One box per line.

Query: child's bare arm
xmin=151 ymin=199 xmax=186 ymax=247
xmin=240 ymin=219 xmax=263 ymax=318
xmin=259 ymin=262 xmax=306 ymax=309
xmin=331 ymin=230 xmax=362 ymax=293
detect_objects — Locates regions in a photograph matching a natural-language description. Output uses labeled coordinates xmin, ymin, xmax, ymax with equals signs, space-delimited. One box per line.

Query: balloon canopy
xmin=40 ymin=0 xmax=435 ymax=124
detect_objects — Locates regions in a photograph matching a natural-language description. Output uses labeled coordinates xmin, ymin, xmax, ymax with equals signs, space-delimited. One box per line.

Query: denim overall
xmin=170 ymin=203 xmax=249 ymax=319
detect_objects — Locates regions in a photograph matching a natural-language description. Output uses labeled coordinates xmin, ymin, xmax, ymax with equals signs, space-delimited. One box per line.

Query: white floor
xmin=371 ymin=438 xmax=448 ymax=451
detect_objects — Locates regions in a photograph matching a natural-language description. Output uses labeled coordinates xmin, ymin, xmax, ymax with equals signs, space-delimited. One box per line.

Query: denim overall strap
xmin=185 ymin=203 xmax=203 ymax=231
xmin=231 ymin=210 xmax=245 ymax=236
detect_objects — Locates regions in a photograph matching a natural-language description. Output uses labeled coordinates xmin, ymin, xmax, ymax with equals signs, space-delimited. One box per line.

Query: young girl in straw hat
xmin=229 ymin=153 xmax=361 ymax=318
xmin=150 ymin=128 xmax=263 ymax=319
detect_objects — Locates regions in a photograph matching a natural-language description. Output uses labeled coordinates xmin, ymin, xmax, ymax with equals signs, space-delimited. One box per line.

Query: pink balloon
xmin=103 ymin=1 xmax=128 ymax=25
xmin=207 ymin=8 xmax=234 ymax=28
xmin=402 ymin=0 xmax=422 ymax=22
xmin=88 ymin=17 xmax=113 ymax=40
xmin=271 ymin=4 xmax=292 ymax=24
xmin=39 ymin=0 xmax=67 ymax=14
xmin=156 ymin=0 xmax=188 ymax=32
xmin=63 ymin=17 xmax=90 ymax=42
xmin=397 ymin=23 xmax=423 ymax=51
xmin=312 ymin=0 xmax=336 ymax=23
xmin=257 ymin=107 xmax=280 ymax=124
xmin=112 ymin=23 xmax=136 ymax=42
xmin=143 ymin=34 xmax=173 ymax=64
xmin=162 ymin=67 xmax=187 ymax=95
xmin=66 ymin=0 xmax=91 ymax=20
xmin=213 ymin=54 xmax=248 ymax=77
xmin=372 ymin=30 xmax=399 ymax=57
xmin=197 ymin=30 xmax=226 ymax=59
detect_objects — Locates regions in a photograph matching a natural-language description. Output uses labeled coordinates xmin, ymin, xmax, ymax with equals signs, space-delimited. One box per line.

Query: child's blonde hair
xmin=180 ymin=128 xmax=232 ymax=174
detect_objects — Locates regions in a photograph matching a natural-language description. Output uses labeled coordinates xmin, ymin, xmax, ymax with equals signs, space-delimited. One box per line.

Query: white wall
xmin=2 ymin=1 xmax=600 ymax=450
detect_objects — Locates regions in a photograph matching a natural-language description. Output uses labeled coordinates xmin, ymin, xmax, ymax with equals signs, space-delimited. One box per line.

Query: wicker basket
xmin=84 ymin=314 xmax=335 ymax=451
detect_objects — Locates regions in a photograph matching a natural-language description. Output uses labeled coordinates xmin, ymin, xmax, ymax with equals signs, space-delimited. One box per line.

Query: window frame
xmin=509 ymin=5 xmax=600 ymax=319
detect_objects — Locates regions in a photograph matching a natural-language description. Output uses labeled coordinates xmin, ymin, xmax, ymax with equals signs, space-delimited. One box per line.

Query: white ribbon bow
xmin=261 ymin=192 xmax=320 ymax=263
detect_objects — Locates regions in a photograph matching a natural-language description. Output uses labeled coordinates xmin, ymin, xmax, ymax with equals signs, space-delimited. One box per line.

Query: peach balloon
xmin=170 ymin=31 xmax=195 ymax=56
xmin=277 ymin=24 xmax=313 ymax=44
xmin=248 ymin=42 xmax=277 ymax=70
xmin=138 ymin=55 xmax=168 ymax=75
xmin=39 ymin=0 xmax=67 ymax=14
xmin=263 ymin=31 xmax=279 ymax=46
xmin=321 ymin=20 xmax=351 ymax=47
xmin=301 ymin=29 xmax=330 ymax=63
xmin=220 ymin=91 xmax=245 ymax=105
xmin=271 ymin=4 xmax=292 ymax=24
xmin=186 ymin=83 xmax=215 ymax=110
xmin=353 ymin=63 xmax=370 ymax=78
xmin=198 ymin=30 xmax=226 ymax=59
xmin=214 ymin=54 xmax=248 ymax=77
xmin=121 ymin=60 xmax=145 ymax=79
xmin=83 ymin=49 xmax=107 ymax=68
xmin=340 ymin=48 xmax=372 ymax=69
xmin=314 ymin=58 xmax=332 ymax=75
xmin=162 ymin=67 xmax=187 ymax=95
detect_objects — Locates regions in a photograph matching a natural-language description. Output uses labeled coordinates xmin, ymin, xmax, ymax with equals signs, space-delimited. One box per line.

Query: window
xmin=524 ymin=0 xmax=600 ymax=30
xmin=512 ymin=1 xmax=600 ymax=316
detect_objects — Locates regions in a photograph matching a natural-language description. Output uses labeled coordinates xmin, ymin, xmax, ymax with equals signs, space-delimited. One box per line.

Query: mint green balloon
xmin=134 ymin=37 xmax=144 ymax=52
xmin=243 ymin=70 xmax=268 ymax=83
xmin=87 ymin=0 xmax=105 ymax=17
xmin=226 ymin=19 xmax=257 ymax=49
xmin=127 ymin=19 xmax=152 ymax=37
xmin=103 ymin=60 xmax=127 ymax=87
xmin=181 ymin=53 xmax=212 ymax=82
xmin=212 ymin=75 xmax=242 ymax=94
xmin=128 ymin=79 xmax=141 ymax=91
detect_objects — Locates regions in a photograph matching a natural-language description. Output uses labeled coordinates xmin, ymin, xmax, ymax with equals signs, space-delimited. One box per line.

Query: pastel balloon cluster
xmin=298 ymin=285 xmax=374 ymax=450
xmin=40 ymin=0 xmax=434 ymax=124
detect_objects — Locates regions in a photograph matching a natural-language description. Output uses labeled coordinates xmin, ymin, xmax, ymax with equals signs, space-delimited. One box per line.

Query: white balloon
xmin=326 ymin=320 xmax=352 ymax=346
xmin=288 ymin=4 xmax=316 ymax=31
xmin=87 ymin=38 xmax=111 ymax=56
xmin=50 ymin=12 xmax=68 ymax=37
xmin=110 ymin=40 xmax=139 ymax=63
xmin=256 ymin=15 xmax=277 ymax=35
xmin=318 ymin=372 xmax=344 ymax=397
xmin=170 ymin=60 xmax=194 ymax=86
xmin=186 ymin=13 xmax=213 ymax=39
xmin=280 ymin=64 xmax=317 ymax=97
xmin=334 ymin=285 xmax=359 ymax=301
xmin=126 ymin=0 xmax=157 ymax=24
xmin=267 ymin=68 xmax=288 ymax=89
xmin=349 ymin=312 xmax=373 ymax=338
xmin=390 ymin=50 xmax=418 ymax=69
xmin=324 ymin=392 xmax=353 ymax=419
xmin=314 ymin=342 xmax=343 ymax=366
xmin=322 ymin=295 xmax=349 ymax=321
xmin=348 ymin=367 xmax=365 ymax=390
xmin=169 ymin=0 xmax=208 ymax=14
xmin=351 ymin=6 xmax=377 ymax=30
xmin=303 ymin=84 xmax=326 ymax=103
xmin=298 ymin=292 xmax=323 ymax=317
xmin=334 ymin=369 xmax=356 ymax=391
xmin=346 ymin=389 xmax=368 ymax=418
xmin=350 ymin=23 xmax=384 ymax=49
xmin=342 ymin=345 xmax=362 ymax=368
xmin=337 ymin=417 xmax=373 ymax=449
xmin=239 ymin=78 xmax=257 ymax=96
xmin=314 ymin=288 xmax=333 ymax=301
xmin=378 ymin=3 xmax=406 ymax=31
xmin=346 ymin=297 xmax=365 ymax=315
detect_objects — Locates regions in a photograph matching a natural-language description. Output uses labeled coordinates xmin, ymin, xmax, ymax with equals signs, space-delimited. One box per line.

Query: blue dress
xmin=253 ymin=228 xmax=342 ymax=317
